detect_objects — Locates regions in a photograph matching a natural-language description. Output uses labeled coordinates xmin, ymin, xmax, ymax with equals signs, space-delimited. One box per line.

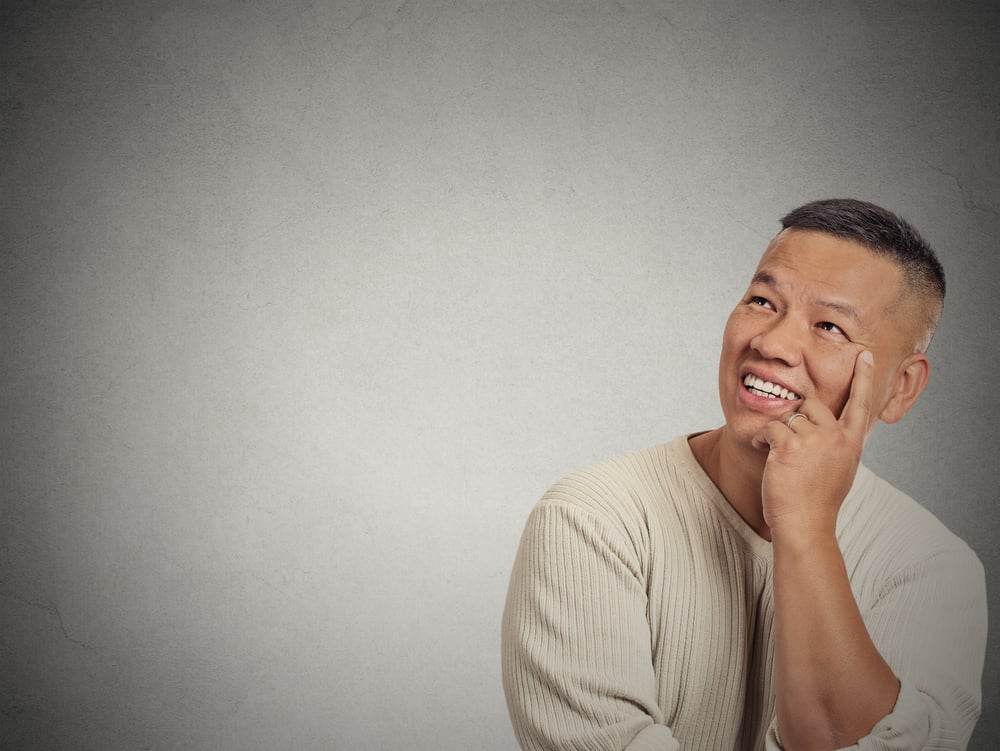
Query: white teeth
xmin=743 ymin=374 xmax=799 ymax=401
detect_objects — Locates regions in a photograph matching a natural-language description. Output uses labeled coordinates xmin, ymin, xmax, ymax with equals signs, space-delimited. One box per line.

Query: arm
xmin=756 ymin=351 xmax=899 ymax=748
xmin=768 ymin=527 xmax=899 ymax=749
xmin=501 ymin=497 xmax=680 ymax=751
xmin=756 ymin=351 xmax=986 ymax=749
xmin=764 ymin=545 xmax=987 ymax=751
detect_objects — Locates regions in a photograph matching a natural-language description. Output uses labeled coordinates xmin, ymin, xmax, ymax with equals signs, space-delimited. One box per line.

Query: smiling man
xmin=502 ymin=199 xmax=987 ymax=751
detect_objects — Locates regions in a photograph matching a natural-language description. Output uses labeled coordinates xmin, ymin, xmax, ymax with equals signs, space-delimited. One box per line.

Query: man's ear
xmin=878 ymin=354 xmax=930 ymax=424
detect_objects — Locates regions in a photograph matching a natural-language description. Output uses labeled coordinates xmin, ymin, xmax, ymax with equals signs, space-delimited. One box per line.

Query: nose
xmin=749 ymin=314 xmax=805 ymax=367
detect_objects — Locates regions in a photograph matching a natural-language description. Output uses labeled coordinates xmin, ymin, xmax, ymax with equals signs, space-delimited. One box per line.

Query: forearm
xmin=770 ymin=528 xmax=899 ymax=750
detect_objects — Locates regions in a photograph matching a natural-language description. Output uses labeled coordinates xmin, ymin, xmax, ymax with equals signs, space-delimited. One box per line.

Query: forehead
xmin=753 ymin=229 xmax=904 ymax=313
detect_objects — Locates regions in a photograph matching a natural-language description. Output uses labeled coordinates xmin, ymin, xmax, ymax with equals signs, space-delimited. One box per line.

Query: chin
xmin=720 ymin=416 xmax=769 ymax=451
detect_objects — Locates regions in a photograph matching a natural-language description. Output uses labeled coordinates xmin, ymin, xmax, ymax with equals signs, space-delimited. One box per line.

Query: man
xmin=501 ymin=199 xmax=987 ymax=750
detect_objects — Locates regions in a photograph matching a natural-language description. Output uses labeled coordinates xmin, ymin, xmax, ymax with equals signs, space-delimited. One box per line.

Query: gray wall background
xmin=2 ymin=1 xmax=997 ymax=749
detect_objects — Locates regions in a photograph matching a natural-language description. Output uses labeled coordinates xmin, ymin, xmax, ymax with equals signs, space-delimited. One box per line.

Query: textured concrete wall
xmin=2 ymin=1 xmax=997 ymax=748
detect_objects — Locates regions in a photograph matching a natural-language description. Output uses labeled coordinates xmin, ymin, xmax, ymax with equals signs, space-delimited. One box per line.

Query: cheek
xmin=720 ymin=311 xmax=749 ymax=354
xmin=818 ymin=350 xmax=863 ymax=414
xmin=868 ymin=365 xmax=897 ymax=411
xmin=718 ymin=321 xmax=745 ymax=379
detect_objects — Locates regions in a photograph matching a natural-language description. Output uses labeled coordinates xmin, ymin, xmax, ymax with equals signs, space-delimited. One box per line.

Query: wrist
xmin=769 ymin=519 xmax=840 ymax=553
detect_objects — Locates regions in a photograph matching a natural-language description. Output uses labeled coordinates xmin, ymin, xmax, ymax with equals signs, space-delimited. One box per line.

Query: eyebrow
xmin=751 ymin=270 xmax=862 ymax=324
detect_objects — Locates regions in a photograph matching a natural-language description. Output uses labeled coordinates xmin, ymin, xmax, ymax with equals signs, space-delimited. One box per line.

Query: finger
xmin=788 ymin=398 xmax=835 ymax=427
xmin=754 ymin=419 xmax=804 ymax=451
xmin=753 ymin=421 xmax=786 ymax=451
xmin=839 ymin=349 xmax=874 ymax=437
xmin=781 ymin=411 xmax=811 ymax=431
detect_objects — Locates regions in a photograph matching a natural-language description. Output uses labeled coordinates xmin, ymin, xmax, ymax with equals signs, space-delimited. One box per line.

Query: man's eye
xmin=749 ymin=296 xmax=773 ymax=309
xmin=817 ymin=321 xmax=845 ymax=335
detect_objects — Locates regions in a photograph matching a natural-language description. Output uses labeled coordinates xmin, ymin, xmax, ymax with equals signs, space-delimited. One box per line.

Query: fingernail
xmin=861 ymin=350 xmax=874 ymax=366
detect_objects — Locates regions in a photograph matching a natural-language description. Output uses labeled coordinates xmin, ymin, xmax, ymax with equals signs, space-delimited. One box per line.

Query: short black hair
xmin=779 ymin=198 xmax=945 ymax=351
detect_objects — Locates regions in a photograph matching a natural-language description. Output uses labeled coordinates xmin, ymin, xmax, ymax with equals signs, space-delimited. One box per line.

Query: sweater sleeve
xmin=501 ymin=497 xmax=680 ymax=751
xmin=852 ymin=546 xmax=986 ymax=750
xmin=764 ymin=546 xmax=987 ymax=751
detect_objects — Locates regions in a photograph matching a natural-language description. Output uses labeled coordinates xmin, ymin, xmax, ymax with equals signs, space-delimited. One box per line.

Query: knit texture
xmin=501 ymin=436 xmax=986 ymax=750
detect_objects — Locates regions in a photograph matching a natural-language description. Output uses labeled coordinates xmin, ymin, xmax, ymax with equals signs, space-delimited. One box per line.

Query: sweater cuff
xmin=840 ymin=679 xmax=930 ymax=750
xmin=764 ymin=681 xmax=929 ymax=751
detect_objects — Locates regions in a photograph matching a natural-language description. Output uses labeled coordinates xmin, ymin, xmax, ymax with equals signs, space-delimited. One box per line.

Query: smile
xmin=743 ymin=374 xmax=800 ymax=401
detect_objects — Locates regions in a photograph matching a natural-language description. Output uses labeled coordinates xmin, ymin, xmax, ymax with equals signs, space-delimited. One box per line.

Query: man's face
xmin=718 ymin=228 xmax=919 ymax=447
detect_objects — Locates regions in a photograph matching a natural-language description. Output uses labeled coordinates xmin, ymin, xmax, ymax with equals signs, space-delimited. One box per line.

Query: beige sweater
xmin=502 ymin=436 xmax=986 ymax=750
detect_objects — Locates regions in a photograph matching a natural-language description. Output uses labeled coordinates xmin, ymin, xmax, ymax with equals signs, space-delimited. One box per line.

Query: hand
xmin=753 ymin=350 xmax=875 ymax=537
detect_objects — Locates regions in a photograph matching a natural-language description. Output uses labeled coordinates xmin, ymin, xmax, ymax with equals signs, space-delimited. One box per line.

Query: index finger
xmin=839 ymin=349 xmax=875 ymax=438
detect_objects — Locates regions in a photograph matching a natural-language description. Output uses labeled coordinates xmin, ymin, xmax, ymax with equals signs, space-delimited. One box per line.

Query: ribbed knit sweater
xmin=502 ymin=436 xmax=987 ymax=750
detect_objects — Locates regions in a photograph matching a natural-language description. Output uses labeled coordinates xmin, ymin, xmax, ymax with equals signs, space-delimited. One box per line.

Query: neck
xmin=688 ymin=427 xmax=771 ymax=540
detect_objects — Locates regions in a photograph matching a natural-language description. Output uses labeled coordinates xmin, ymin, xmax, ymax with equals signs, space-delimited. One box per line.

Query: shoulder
xmin=539 ymin=437 xmax=696 ymax=513
xmin=839 ymin=467 xmax=984 ymax=600
xmin=531 ymin=437 xmax=701 ymax=543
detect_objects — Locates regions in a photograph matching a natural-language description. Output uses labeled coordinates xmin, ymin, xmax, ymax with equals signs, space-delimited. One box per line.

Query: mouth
xmin=742 ymin=373 xmax=801 ymax=402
